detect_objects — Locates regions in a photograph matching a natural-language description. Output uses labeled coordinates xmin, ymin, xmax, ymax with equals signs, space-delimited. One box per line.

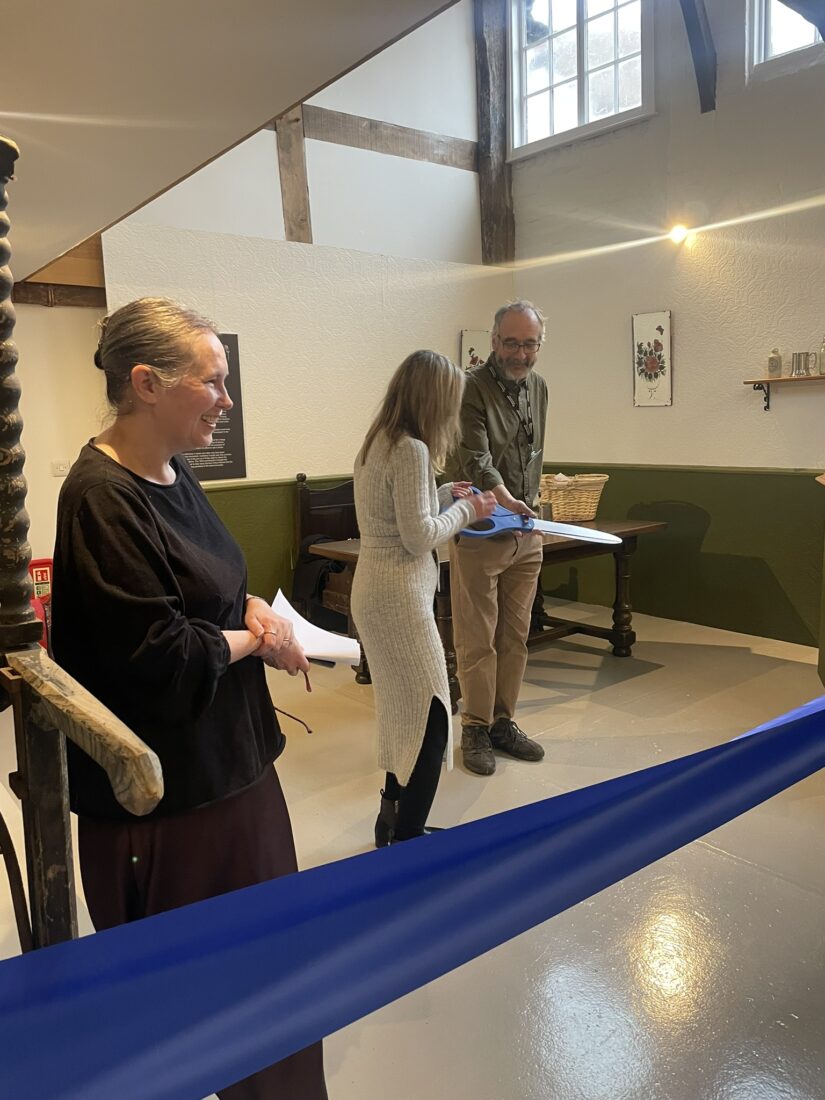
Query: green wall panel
xmin=205 ymin=474 xmax=352 ymax=603
xmin=205 ymin=466 xmax=824 ymax=648
xmin=541 ymin=464 xmax=824 ymax=647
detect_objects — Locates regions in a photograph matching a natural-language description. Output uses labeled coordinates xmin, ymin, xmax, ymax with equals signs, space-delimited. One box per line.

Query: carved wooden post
xmin=0 ymin=137 xmax=77 ymax=947
xmin=0 ymin=138 xmax=41 ymax=652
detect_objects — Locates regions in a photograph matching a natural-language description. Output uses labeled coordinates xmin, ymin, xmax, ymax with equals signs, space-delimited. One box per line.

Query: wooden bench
xmin=294 ymin=471 xmax=359 ymax=633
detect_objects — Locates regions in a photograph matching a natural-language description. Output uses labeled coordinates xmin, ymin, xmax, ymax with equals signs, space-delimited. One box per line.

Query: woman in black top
xmin=52 ymin=297 xmax=327 ymax=1100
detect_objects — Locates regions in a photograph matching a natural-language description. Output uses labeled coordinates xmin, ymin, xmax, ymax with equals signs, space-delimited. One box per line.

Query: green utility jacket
xmin=445 ymin=357 xmax=548 ymax=507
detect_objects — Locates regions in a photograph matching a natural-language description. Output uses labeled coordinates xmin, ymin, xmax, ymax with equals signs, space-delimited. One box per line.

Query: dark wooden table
xmin=310 ymin=519 xmax=667 ymax=709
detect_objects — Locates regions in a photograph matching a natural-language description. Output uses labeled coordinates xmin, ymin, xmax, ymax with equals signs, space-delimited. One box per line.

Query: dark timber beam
xmin=781 ymin=0 xmax=825 ymax=37
xmin=302 ymin=105 xmax=478 ymax=173
xmin=12 ymin=282 xmax=106 ymax=308
xmin=474 ymin=0 xmax=514 ymax=265
xmin=678 ymin=0 xmax=717 ymax=113
xmin=275 ymin=107 xmax=313 ymax=245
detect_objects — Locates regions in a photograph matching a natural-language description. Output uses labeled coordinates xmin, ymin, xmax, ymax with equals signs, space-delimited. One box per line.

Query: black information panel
xmin=182 ymin=332 xmax=247 ymax=482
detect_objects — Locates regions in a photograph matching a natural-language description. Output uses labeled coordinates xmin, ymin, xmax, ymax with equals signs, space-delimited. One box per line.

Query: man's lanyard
xmin=487 ymin=363 xmax=534 ymax=445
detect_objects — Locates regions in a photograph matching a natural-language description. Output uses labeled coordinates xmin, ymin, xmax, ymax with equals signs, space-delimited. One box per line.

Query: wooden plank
xmin=781 ymin=0 xmax=825 ymax=37
xmin=17 ymin=716 xmax=78 ymax=948
xmin=302 ymin=105 xmax=478 ymax=172
xmin=276 ymin=107 xmax=313 ymax=244
xmin=1 ymin=665 xmax=76 ymax=948
xmin=26 ymin=234 xmax=104 ymax=288
xmin=473 ymin=0 xmax=514 ymax=264
xmin=11 ymin=282 xmax=107 ymax=308
xmin=6 ymin=647 xmax=163 ymax=817
xmin=677 ymin=0 xmax=717 ymax=114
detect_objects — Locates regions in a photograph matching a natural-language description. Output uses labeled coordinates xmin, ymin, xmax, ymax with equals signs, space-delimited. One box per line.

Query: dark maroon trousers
xmin=79 ymin=767 xmax=327 ymax=1100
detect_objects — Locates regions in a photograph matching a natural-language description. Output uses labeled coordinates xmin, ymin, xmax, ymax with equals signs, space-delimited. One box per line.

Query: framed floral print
xmin=460 ymin=329 xmax=490 ymax=372
xmin=633 ymin=310 xmax=672 ymax=407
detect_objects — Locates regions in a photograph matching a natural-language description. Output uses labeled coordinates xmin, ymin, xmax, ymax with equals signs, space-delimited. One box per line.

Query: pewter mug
xmin=791 ymin=351 xmax=817 ymax=377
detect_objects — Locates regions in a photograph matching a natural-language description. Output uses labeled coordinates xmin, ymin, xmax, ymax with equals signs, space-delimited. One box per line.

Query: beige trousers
xmin=450 ymin=531 xmax=544 ymax=729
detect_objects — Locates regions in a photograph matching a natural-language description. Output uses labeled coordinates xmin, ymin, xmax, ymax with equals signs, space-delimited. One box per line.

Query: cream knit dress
xmin=351 ymin=432 xmax=476 ymax=786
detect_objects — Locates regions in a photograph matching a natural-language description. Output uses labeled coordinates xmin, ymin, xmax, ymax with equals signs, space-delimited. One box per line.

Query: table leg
xmin=610 ymin=538 xmax=637 ymax=657
xmin=435 ymin=563 xmax=460 ymax=713
xmin=530 ymin=577 xmax=551 ymax=633
xmin=347 ymin=613 xmax=372 ymax=684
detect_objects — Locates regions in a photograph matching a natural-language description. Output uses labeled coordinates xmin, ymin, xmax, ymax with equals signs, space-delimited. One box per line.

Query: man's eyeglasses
xmin=497 ymin=338 xmax=542 ymax=353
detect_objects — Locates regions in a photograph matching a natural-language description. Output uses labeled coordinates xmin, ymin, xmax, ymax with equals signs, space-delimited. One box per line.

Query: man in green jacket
xmin=446 ymin=300 xmax=548 ymax=775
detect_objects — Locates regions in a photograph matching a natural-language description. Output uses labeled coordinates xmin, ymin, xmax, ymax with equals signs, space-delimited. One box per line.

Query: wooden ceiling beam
xmin=677 ymin=0 xmax=717 ymax=114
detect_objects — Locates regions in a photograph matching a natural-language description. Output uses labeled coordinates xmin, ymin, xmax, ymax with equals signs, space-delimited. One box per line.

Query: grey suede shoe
xmin=461 ymin=724 xmax=496 ymax=776
xmin=490 ymin=718 xmax=545 ymax=762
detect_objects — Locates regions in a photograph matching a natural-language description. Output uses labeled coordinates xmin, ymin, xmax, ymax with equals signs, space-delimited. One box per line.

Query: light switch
xmin=50 ymin=460 xmax=70 ymax=477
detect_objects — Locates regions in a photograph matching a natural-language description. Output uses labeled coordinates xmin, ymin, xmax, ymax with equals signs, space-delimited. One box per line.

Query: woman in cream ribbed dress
xmin=352 ymin=350 xmax=495 ymax=846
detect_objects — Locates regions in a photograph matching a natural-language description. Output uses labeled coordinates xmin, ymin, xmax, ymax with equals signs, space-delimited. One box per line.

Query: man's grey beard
xmin=495 ymin=352 xmax=533 ymax=381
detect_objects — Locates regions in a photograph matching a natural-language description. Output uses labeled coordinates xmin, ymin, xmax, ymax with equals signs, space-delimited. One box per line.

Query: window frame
xmin=508 ymin=0 xmax=655 ymax=162
xmin=748 ymin=0 xmax=825 ymax=83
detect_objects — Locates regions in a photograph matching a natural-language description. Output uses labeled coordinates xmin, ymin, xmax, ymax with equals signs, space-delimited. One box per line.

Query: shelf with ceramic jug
xmin=744 ymin=348 xmax=825 ymax=411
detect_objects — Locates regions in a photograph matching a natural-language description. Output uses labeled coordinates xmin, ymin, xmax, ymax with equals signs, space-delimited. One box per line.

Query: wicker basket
xmin=540 ymin=473 xmax=609 ymax=522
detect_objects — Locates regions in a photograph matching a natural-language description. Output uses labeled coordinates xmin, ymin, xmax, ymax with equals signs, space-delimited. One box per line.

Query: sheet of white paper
xmin=532 ymin=519 xmax=622 ymax=545
xmin=272 ymin=590 xmax=361 ymax=663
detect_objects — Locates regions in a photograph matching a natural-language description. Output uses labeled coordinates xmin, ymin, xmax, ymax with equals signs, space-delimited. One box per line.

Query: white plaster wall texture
xmin=512 ymin=0 xmax=825 ymax=468
xmin=120 ymin=131 xmax=285 ymax=241
xmin=103 ymin=223 xmax=513 ymax=480
xmin=15 ymin=305 xmax=108 ymax=559
xmin=306 ymin=140 xmax=482 ymax=264
xmin=306 ymin=0 xmax=478 ymax=140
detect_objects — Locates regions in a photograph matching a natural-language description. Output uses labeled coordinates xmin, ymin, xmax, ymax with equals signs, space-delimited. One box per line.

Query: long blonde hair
xmin=361 ymin=350 xmax=465 ymax=469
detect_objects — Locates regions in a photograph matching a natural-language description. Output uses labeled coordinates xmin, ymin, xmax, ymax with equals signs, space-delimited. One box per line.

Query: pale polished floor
xmin=266 ymin=600 xmax=825 ymax=1100
xmin=0 ymin=601 xmax=822 ymax=1099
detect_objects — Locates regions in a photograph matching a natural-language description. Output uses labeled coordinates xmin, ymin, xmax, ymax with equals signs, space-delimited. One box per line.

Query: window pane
xmin=587 ymin=0 xmax=614 ymax=16
xmin=618 ymin=55 xmax=641 ymax=111
xmin=527 ymin=90 xmax=551 ymax=143
xmin=587 ymin=11 xmax=616 ymax=69
xmin=618 ymin=0 xmax=641 ymax=57
xmin=552 ymin=28 xmax=578 ymax=83
xmin=526 ymin=0 xmax=550 ymax=45
xmin=769 ymin=0 xmax=818 ymax=57
xmin=553 ymin=79 xmax=579 ymax=133
xmin=588 ymin=65 xmax=616 ymax=119
xmin=551 ymin=0 xmax=576 ymax=32
xmin=526 ymin=41 xmax=550 ymax=94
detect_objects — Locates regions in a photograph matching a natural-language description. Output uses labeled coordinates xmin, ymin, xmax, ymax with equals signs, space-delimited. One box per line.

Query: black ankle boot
xmin=390 ymin=825 xmax=444 ymax=843
xmin=374 ymin=789 xmax=398 ymax=848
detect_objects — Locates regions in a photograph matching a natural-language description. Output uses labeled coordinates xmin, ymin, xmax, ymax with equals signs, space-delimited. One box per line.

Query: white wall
xmin=102 ymin=223 xmax=513 ymax=479
xmin=125 ymin=130 xmax=285 ymax=241
xmin=306 ymin=0 xmax=478 ymax=140
xmin=15 ymin=304 xmax=107 ymax=559
xmin=306 ymin=141 xmax=482 ymax=263
xmin=114 ymin=0 xmax=480 ymax=266
xmin=512 ymin=0 xmax=825 ymax=469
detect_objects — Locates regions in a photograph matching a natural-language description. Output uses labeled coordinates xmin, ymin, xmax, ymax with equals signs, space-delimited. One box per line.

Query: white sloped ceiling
xmin=2 ymin=0 xmax=457 ymax=279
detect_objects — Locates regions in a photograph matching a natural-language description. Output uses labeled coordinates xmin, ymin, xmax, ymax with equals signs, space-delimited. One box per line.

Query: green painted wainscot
xmin=206 ymin=465 xmax=825 ymax=651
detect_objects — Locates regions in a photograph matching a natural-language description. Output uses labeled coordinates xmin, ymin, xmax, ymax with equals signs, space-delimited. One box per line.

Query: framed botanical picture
xmin=460 ymin=329 xmax=490 ymax=371
xmin=632 ymin=310 xmax=672 ymax=407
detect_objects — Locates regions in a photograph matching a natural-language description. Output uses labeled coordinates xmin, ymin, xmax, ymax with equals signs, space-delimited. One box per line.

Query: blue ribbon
xmin=1 ymin=696 xmax=824 ymax=1099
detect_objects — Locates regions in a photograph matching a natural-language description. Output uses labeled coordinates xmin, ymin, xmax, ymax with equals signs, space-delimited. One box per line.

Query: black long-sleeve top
xmin=52 ymin=443 xmax=284 ymax=820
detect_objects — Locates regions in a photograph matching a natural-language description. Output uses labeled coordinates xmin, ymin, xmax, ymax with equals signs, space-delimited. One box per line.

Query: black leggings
xmin=384 ymin=697 xmax=448 ymax=840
